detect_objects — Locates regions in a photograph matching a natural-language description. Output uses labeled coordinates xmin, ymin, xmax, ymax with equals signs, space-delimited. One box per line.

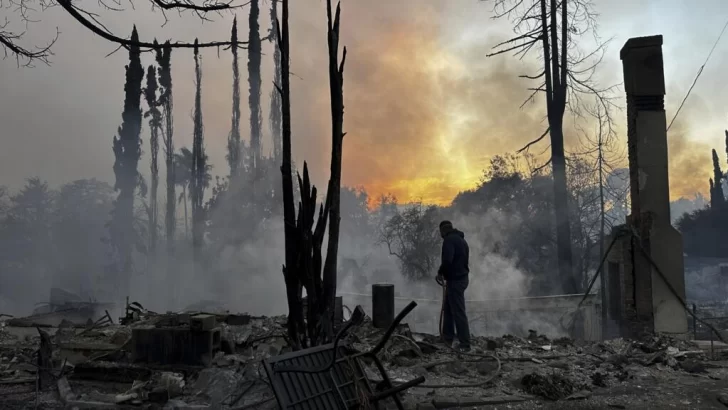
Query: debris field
xmin=1 ymin=302 xmax=728 ymax=410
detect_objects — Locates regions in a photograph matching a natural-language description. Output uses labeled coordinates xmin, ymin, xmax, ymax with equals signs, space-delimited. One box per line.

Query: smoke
xmin=666 ymin=112 xmax=714 ymax=200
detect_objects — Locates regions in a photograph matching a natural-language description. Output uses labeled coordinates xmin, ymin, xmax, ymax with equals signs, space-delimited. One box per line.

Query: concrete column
xmin=620 ymin=35 xmax=688 ymax=336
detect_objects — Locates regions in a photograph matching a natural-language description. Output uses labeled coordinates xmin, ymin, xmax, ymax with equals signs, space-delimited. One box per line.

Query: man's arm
xmin=438 ymin=237 xmax=455 ymax=278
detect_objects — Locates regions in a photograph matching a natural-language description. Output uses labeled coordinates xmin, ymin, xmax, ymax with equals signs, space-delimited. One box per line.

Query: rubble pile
xmin=1 ymin=306 xmax=727 ymax=409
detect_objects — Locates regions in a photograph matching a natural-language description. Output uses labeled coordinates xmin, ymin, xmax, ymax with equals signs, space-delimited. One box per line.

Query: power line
xmin=666 ymin=18 xmax=728 ymax=132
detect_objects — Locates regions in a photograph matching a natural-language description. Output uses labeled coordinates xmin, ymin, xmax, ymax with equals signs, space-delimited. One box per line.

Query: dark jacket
xmin=438 ymin=229 xmax=469 ymax=280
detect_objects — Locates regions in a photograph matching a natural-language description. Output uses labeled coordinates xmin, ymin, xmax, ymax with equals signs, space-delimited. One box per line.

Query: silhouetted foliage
xmin=677 ymin=207 xmax=728 ymax=258
xmin=110 ymin=26 xmax=144 ymax=295
xmin=379 ymin=203 xmax=441 ymax=281
xmin=710 ymin=149 xmax=725 ymax=209
xmin=190 ymin=41 xmax=206 ymax=257
xmin=0 ymin=178 xmax=117 ymax=312
xmin=268 ymin=0 xmax=283 ymax=161
xmin=144 ymin=64 xmax=162 ymax=254
xmin=248 ymin=0 xmax=262 ymax=168
xmin=227 ymin=18 xmax=243 ymax=177
xmin=155 ymin=42 xmax=176 ymax=254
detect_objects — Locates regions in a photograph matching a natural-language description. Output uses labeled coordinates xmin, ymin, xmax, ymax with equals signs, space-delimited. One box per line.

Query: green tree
xmin=110 ymin=26 xmax=144 ymax=295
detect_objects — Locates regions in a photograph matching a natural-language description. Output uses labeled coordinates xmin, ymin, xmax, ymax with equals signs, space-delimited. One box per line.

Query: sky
xmin=1 ymin=0 xmax=728 ymax=205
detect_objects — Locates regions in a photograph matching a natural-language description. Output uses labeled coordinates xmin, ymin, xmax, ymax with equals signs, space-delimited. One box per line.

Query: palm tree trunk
xmin=183 ymin=186 xmax=189 ymax=237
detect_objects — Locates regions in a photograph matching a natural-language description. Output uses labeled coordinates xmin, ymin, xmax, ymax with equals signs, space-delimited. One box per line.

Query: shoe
xmin=457 ymin=346 xmax=471 ymax=353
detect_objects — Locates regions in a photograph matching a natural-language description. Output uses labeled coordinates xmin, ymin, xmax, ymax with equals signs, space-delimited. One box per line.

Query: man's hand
xmin=435 ymin=274 xmax=444 ymax=286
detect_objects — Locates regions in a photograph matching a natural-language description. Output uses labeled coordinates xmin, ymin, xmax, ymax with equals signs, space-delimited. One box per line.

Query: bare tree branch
xmin=1 ymin=0 xmax=251 ymax=65
xmin=517 ymin=127 xmax=550 ymax=154
xmin=57 ymin=0 xmax=248 ymax=50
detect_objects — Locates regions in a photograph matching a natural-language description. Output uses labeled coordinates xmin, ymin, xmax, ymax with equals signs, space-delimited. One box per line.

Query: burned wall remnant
xmin=606 ymin=35 xmax=688 ymax=339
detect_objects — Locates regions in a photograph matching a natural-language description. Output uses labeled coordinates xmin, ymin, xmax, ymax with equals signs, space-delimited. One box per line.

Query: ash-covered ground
xmin=1 ymin=301 xmax=728 ymax=410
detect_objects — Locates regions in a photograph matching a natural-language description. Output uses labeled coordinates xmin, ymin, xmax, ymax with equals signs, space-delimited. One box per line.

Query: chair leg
xmin=371 ymin=356 xmax=404 ymax=410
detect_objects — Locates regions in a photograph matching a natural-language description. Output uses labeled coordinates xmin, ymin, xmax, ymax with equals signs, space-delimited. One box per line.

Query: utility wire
xmin=667 ymin=18 xmax=728 ymax=132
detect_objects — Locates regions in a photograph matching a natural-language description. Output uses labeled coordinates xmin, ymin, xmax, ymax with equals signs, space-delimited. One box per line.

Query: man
xmin=436 ymin=220 xmax=471 ymax=352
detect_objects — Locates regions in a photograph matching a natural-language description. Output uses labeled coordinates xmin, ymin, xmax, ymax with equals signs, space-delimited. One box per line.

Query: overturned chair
xmin=263 ymin=301 xmax=425 ymax=409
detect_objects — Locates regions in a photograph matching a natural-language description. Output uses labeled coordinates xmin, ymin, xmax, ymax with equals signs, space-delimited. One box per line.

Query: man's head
xmin=439 ymin=220 xmax=454 ymax=238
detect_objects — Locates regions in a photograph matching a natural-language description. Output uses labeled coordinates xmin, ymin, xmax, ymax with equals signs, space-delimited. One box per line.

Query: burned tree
xmin=227 ymin=18 xmax=242 ymax=177
xmin=190 ymin=41 xmax=206 ymax=259
xmin=3 ymin=0 xmax=250 ymax=67
xmin=276 ymin=0 xmax=347 ymax=349
xmin=144 ymin=65 xmax=162 ymax=254
xmin=268 ymin=0 xmax=283 ymax=162
xmin=110 ymin=26 xmax=144 ymax=294
xmin=155 ymin=43 xmax=177 ymax=254
xmin=485 ymin=0 xmax=616 ymax=294
xmin=248 ymin=0 xmax=263 ymax=169
xmin=710 ymin=148 xmax=725 ymax=209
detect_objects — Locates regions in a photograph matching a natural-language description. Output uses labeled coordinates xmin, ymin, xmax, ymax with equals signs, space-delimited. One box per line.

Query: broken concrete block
xmin=190 ymin=314 xmax=216 ymax=331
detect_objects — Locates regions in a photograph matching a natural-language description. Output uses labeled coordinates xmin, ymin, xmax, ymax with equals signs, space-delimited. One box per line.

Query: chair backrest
xmin=263 ymin=343 xmax=373 ymax=410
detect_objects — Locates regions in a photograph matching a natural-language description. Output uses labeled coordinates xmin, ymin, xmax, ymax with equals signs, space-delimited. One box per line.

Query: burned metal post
xmin=616 ymin=35 xmax=687 ymax=337
xmin=372 ymin=284 xmax=395 ymax=329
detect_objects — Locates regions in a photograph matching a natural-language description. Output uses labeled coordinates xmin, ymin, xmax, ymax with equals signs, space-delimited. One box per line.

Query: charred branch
xmin=517 ymin=128 xmax=550 ymax=154
xmin=55 ymin=0 xmax=249 ymax=51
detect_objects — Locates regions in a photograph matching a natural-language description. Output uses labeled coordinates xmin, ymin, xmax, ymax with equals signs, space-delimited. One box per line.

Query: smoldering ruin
xmin=2 ymin=0 xmax=728 ymax=409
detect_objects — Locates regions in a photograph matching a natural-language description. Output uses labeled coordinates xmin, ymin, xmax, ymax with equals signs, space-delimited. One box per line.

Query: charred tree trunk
xmin=111 ymin=26 xmax=144 ymax=296
xmin=320 ymin=0 xmax=346 ymax=340
xmin=276 ymin=0 xmax=305 ymax=349
xmin=248 ymin=0 xmax=262 ymax=170
xmin=191 ymin=41 xmax=205 ymax=261
xmin=269 ymin=0 xmax=282 ymax=163
xmin=275 ymin=0 xmax=347 ymax=349
xmin=144 ymin=65 xmax=162 ymax=255
xmin=228 ymin=18 xmax=242 ymax=177
xmin=541 ymin=0 xmax=575 ymax=294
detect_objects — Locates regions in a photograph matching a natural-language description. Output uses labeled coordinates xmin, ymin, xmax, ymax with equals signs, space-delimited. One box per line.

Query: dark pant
xmin=442 ymin=277 xmax=470 ymax=348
